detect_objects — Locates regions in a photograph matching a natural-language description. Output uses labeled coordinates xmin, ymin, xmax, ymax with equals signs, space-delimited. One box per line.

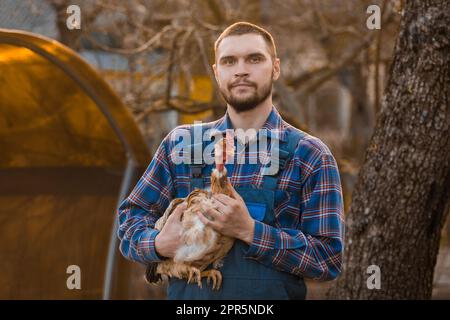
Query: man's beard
xmin=220 ymin=77 xmax=273 ymax=113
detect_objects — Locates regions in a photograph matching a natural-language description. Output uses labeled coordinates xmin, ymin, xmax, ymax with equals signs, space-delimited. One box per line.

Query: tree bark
xmin=328 ymin=0 xmax=450 ymax=299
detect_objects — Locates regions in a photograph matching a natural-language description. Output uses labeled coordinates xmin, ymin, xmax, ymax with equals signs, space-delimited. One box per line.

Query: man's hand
xmin=197 ymin=187 xmax=255 ymax=245
xmin=154 ymin=202 xmax=187 ymax=259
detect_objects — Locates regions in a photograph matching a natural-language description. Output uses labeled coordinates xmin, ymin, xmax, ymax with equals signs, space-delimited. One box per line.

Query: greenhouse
xmin=0 ymin=29 xmax=150 ymax=299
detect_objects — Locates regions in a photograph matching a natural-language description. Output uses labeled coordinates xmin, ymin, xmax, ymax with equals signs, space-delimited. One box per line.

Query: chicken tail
xmin=145 ymin=262 xmax=162 ymax=284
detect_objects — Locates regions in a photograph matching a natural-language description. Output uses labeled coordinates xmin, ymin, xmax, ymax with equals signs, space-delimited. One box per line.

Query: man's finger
xmin=203 ymin=206 xmax=222 ymax=221
xmin=228 ymin=183 xmax=242 ymax=200
xmin=212 ymin=198 xmax=228 ymax=214
xmin=213 ymin=193 xmax=233 ymax=205
xmin=173 ymin=202 xmax=187 ymax=214
xmin=197 ymin=211 xmax=220 ymax=230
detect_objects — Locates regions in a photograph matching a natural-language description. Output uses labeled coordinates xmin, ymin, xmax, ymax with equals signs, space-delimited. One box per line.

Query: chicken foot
xmin=156 ymin=261 xmax=222 ymax=290
xmin=187 ymin=268 xmax=222 ymax=290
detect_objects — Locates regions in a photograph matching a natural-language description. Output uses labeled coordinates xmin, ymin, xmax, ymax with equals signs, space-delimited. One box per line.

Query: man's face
xmin=213 ymin=34 xmax=280 ymax=113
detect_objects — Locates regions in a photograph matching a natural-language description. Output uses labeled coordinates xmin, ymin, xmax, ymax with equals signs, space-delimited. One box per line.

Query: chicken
xmin=145 ymin=134 xmax=235 ymax=290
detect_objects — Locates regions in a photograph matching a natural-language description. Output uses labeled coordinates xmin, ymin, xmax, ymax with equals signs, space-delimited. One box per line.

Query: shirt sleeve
xmin=243 ymin=150 xmax=345 ymax=281
xmin=117 ymin=136 xmax=174 ymax=265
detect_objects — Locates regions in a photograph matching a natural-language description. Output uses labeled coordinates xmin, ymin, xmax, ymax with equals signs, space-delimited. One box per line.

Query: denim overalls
xmin=167 ymin=127 xmax=307 ymax=300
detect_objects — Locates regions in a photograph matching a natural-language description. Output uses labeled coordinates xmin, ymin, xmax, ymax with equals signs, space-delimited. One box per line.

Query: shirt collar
xmin=211 ymin=105 xmax=287 ymax=142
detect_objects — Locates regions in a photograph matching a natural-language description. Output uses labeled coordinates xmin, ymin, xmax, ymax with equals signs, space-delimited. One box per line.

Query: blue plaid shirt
xmin=118 ymin=106 xmax=344 ymax=281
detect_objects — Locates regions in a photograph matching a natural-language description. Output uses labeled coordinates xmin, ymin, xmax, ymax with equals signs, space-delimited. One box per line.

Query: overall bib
xmin=167 ymin=128 xmax=307 ymax=300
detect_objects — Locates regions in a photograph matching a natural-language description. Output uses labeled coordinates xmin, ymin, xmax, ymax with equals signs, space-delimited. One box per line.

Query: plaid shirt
xmin=118 ymin=106 xmax=344 ymax=281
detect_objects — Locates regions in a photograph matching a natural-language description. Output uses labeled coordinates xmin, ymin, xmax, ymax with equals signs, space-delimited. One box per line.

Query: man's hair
xmin=214 ymin=21 xmax=277 ymax=61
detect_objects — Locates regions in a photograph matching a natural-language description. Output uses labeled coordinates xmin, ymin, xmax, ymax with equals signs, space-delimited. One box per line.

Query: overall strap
xmin=262 ymin=129 xmax=303 ymax=190
xmin=189 ymin=124 xmax=206 ymax=190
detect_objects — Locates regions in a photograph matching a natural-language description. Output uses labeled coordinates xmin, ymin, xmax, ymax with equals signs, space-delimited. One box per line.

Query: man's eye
xmin=223 ymin=59 xmax=234 ymax=65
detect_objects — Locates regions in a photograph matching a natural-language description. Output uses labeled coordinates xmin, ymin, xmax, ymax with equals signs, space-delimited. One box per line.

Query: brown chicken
xmin=145 ymin=135 xmax=235 ymax=290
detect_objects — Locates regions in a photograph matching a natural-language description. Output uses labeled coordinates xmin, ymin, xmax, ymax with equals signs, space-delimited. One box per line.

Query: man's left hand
xmin=197 ymin=187 xmax=255 ymax=245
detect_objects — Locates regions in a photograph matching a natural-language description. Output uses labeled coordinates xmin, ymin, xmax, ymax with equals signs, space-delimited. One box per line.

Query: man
xmin=118 ymin=21 xmax=344 ymax=300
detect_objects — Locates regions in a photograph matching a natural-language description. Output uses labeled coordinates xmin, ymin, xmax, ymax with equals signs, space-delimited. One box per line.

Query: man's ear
xmin=212 ymin=63 xmax=219 ymax=83
xmin=272 ymin=58 xmax=281 ymax=81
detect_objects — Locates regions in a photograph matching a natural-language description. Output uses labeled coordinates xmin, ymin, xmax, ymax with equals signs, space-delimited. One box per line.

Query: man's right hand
xmin=154 ymin=202 xmax=187 ymax=259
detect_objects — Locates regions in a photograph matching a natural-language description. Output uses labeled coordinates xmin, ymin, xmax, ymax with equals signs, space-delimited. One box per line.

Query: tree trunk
xmin=328 ymin=0 xmax=450 ymax=299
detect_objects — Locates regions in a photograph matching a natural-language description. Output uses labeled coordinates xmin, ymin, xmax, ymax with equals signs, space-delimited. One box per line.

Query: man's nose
xmin=234 ymin=60 xmax=250 ymax=78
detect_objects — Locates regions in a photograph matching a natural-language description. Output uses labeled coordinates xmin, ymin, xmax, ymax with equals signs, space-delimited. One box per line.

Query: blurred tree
xmin=327 ymin=0 xmax=450 ymax=299
xmin=42 ymin=0 xmax=400 ymax=157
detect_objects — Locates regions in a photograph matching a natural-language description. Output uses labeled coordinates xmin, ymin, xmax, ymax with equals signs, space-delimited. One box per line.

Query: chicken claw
xmin=202 ymin=269 xmax=222 ymax=290
xmin=187 ymin=267 xmax=202 ymax=288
